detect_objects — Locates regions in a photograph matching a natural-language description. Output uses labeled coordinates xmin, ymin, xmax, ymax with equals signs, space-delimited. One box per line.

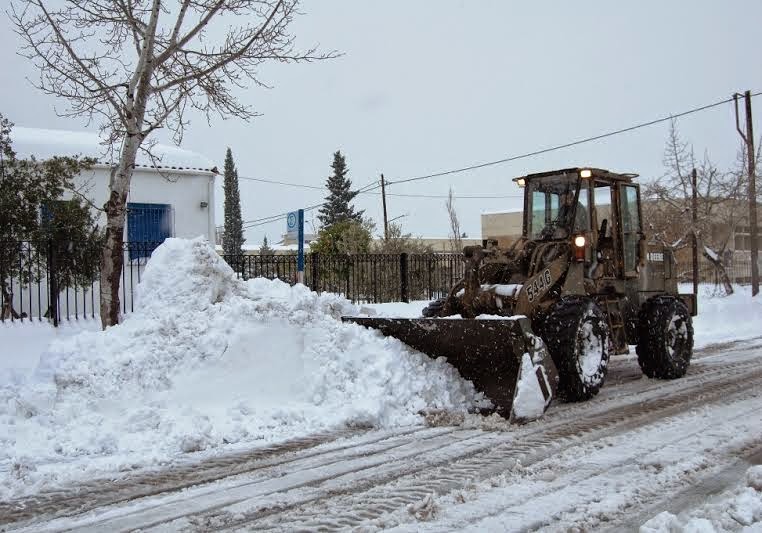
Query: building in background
xmin=12 ymin=127 xmax=218 ymax=253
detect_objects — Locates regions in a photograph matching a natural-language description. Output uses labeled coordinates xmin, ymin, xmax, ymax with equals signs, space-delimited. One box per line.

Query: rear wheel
xmin=636 ymin=296 xmax=693 ymax=379
xmin=540 ymin=296 xmax=611 ymax=401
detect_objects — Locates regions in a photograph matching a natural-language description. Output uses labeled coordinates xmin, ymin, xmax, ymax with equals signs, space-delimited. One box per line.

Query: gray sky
xmin=2 ymin=1 xmax=761 ymax=244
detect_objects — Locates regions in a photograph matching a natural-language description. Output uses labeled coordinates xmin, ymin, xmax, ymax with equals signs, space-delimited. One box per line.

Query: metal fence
xmin=223 ymin=251 xmax=464 ymax=304
xmin=1 ymin=240 xmax=465 ymax=325
xmin=675 ymin=258 xmax=757 ymax=285
xmin=1 ymin=240 xmax=161 ymax=325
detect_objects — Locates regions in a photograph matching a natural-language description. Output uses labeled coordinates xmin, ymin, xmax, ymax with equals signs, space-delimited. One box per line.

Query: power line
xmin=238 ymin=175 xmax=325 ymax=190
xmin=386 ymin=192 xmax=522 ymax=199
xmin=388 ymin=92 xmax=762 ymax=186
xmin=237 ymin=91 xmax=761 ymax=231
xmin=238 ymin=174 xmax=519 ymax=199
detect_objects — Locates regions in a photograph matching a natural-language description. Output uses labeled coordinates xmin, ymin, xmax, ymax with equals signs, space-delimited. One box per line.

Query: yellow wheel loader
xmin=344 ymin=168 xmax=696 ymax=422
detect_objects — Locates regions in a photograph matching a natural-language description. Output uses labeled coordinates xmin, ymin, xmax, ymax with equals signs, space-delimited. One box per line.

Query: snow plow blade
xmin=342 ymin=316 xmax=559 ymax=422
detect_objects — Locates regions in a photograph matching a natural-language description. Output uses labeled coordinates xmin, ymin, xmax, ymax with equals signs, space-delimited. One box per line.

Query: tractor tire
xmin=421 ymin=297 xmax=447 ymax=318
xmin=540 ymin=296 xmax=611 ymax=402
xmin=636 ymin=296 xmax=693 ymax=379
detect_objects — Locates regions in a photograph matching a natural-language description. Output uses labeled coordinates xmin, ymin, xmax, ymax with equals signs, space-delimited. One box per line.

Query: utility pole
xmin=692 ymin=168 xmax=698 ymax=298
xmin=380 ymin=173 xmax=389 ymax=240
xmin=735 ymin=91 xmax=759 ymax=296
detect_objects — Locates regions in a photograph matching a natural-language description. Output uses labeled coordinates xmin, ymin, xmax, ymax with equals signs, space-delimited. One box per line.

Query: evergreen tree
xmin=318 ymin=151 xmax=363 ymax=227
xmin=260 ymin=235 xmax=274 ymax=255
xmin=222 ymin=148 xmax=245 ymax=255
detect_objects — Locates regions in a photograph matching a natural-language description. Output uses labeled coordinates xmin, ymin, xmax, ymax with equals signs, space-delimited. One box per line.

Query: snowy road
xmin=4 ymin=337 xmax=762 ymax=532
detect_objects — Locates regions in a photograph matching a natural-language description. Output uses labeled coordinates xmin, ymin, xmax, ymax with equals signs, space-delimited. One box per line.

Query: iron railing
xmin=1 ymin=241 xmax=465 ymax=325
xmin=1 ymin=240 xmax=162 ymax=325
xmin=223 ymin=252 xmax=465 ymax=304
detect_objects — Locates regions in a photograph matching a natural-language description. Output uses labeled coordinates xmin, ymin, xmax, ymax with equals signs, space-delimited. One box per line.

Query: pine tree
xmin=318 ymin=151 xmax=364 ymax=227
xmin=260 ymin=234 xmax=274 ymax=255
xmin=222 ymin=148 xmax=245 ymax=255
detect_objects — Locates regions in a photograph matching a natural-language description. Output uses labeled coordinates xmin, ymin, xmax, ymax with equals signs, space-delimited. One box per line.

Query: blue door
xmin=127 ymin=203 xmax=172 ymax=260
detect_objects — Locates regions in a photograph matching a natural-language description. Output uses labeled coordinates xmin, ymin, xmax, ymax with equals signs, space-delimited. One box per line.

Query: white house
xmin=11 ymin=127 xmax=218 ymax=249
xmin=5 ymin=126 xmax=218 ymax=321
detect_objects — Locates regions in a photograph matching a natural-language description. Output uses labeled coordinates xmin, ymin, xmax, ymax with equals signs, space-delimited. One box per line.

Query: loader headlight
xmin=516 ymin=177 xmax=526 ymax=187
xmin=574 ymin=235 xmax=586 ymax=247
xmin=579 ymin=169 xmax=592 ymax=179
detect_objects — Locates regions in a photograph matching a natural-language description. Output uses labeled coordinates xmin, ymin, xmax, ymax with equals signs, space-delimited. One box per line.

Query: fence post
xmin=400 ymin=252 xmax=409 ymax=303
xmin=47 ymin=239 xmax=59 ymax=327
xmin=310 ymin=253 xmax=320 ymax=292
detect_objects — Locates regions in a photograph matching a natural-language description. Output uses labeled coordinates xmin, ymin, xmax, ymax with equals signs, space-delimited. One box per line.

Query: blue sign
xmin=287 ymin=209 xmax=306 ymax=284
xmin=297 ymin=209 xmax=304 ymax=280
xmin=286 ymin=211 xmax=298 ymax=236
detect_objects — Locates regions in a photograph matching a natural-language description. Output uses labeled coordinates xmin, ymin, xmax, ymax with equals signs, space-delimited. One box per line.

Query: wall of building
xmin=68 ymin=166 xmax=216 ymax=241
xmin=481 ymin=211 xmax=523 ymax=245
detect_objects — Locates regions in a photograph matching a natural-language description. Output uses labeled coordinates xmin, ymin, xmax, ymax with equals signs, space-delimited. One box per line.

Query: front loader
xmin=344 ymin=168 xmax=696 ymax=422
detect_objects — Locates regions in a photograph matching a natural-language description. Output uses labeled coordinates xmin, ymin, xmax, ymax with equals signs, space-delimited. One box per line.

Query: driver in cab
xmin=542 ymin=190 xmax=588 ymax=238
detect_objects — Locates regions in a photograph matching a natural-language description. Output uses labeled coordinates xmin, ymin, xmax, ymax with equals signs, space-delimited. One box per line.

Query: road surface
xmin=3 ymin=337 xmax=762 ymax=532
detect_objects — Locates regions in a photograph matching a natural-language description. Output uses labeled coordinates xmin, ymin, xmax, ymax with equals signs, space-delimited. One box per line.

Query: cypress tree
xmin=222 ymin=148 xmax=245 ymax=255
xmin=318 ymin=151 xmax=364 ymax=227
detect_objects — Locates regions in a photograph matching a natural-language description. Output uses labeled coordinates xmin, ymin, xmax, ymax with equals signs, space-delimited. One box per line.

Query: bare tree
xmin=446 ymin=187 xmax=462 ymax=253
xmin=643 ymin=120 xmax=747 ymax=293
xmin=10 ymin=0 xmax=337 ymax=328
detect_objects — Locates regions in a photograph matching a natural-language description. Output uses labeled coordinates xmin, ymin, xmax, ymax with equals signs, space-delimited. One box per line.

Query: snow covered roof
xmin=11 ymin=126 xmax=217 ymax=174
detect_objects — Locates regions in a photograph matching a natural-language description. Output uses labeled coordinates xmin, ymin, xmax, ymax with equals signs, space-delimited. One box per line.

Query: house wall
xmin=69 ymin=166 xmax=216 ymax=241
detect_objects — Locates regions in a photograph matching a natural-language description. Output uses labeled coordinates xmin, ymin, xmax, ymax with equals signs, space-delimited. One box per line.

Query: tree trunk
xmin=99 ymin=135 xmax=143 ymax=328
xmin=701 ymin=248 xmax=734 ymax=296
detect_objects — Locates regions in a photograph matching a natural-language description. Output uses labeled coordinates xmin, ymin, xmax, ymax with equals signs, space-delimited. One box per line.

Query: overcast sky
xmin=2 ymin=1 xmax=761 ymax=244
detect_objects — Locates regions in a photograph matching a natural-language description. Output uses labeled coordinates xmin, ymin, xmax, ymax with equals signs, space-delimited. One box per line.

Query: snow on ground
xmin=0 ymin=320 xmax=100 ymax=385
xmin=685 ymin=284 xmax=762 ymax=348
xmin=641 ymin=466 xmax=762 ymax=532
xmin=0 ymin=238 xmax=480 ymax=499
xmin=1 ymin=249 xmax=760 ymax=507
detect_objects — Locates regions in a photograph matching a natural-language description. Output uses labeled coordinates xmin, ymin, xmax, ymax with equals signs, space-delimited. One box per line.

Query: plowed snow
xmin=0 ymin=238 xmax=480 ymax=498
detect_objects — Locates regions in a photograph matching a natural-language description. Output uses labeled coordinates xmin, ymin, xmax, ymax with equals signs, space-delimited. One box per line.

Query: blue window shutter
xmin=127 ymin=203 xmax=172 ymax=260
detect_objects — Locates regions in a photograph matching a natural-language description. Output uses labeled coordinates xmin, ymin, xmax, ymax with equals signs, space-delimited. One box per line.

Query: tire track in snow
xmin=1 ymin=426 xmax=457 ymax=528
xmin=5 ymin=340 xmax=761 ymax=532
xmin=599 ymin=444 xmax=762 ymax=533
xmin=167 ymin=355 xmax=762 ymax=531
xmin=433 ymin=401 xmax=762 ymax=533
xmin=23 ymin=429 xmax=503 ymax=533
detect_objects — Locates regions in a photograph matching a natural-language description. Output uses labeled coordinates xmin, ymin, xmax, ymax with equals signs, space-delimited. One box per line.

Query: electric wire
xmin=238 ymin=174 xmax=520 ymax=199
xmin=387 ymin=92 xmax=762 ymax=186
xmin=236 ymin=91 xmax=760 ymax=231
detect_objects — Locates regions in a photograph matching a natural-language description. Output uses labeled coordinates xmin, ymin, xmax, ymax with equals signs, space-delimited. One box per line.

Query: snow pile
xmin=0 ymin=238 xmax=480 ymax=496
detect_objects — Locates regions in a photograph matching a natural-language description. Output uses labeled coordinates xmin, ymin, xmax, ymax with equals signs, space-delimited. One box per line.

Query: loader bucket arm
xmin=343 ymin=316 xmax=559 ymax=422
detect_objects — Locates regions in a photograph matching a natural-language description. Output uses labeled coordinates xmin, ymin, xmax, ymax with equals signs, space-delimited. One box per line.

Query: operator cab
xmin=513 ymin=167 xmax=643 ymax=278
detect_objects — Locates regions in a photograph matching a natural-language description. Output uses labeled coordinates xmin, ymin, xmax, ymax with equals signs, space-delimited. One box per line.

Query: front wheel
xmin=539 ymin=296 xmax=611 ymax=401
xmin=636 ymin=296 xmax=693 ymax=379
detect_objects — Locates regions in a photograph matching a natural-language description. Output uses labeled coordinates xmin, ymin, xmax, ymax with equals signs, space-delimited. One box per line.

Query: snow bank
xmin=687 ymin=284 xmax=762 ymax=348
xmin=0 ymin=238 xmax=480 ymax=497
